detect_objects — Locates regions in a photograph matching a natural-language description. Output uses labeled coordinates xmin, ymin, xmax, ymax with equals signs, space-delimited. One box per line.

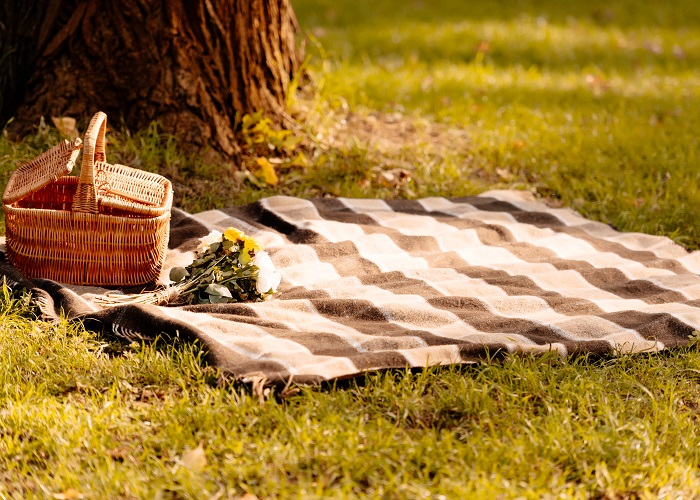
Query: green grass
xmin=296 ymin=0 xmax=700 ymax=249
xmin=2 ymin=0 xmax=700 ymax=497
xmin=3 ymin=287 xmax=700 ymax=498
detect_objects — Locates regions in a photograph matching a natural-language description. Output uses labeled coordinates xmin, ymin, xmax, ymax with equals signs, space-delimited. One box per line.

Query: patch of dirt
xmin=313 ymin=108 xmax=472 ymax=159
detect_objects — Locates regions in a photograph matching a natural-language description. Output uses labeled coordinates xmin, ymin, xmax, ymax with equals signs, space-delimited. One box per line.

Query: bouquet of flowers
xmin=96 ymin=228 xmax=281 ymax=307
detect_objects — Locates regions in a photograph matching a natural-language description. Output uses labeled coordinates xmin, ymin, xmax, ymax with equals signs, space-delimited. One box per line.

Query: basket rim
xmin=2 ymin=138 xmax=83 ymax=205
xmin=3 ymin=198 xmax=172 ymax=221
xmin=3 ymin=112 xmax=174 ymax=218
xmin=3 ymin=173 xmax=174 ymax=219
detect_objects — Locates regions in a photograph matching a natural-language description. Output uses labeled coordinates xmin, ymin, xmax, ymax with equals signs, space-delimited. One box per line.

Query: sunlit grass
xmin=296 ymin=0 xmax=700 ymax=248
xmin=1 ymin=0 xmax=700 ymax=497
xmin=3 ymin=279 xmax=700 ymax=497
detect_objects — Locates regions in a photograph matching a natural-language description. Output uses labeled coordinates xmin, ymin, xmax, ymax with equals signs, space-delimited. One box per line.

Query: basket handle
xmin=72 ymin=111 xmax=107 ymax=213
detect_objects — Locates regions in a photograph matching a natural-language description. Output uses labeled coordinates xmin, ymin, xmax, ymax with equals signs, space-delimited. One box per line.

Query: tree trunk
xmin=0 ymin=0 xmax=300 ymax=156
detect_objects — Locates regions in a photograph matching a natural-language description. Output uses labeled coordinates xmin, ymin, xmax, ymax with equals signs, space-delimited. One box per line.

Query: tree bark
xmin=0 ymin=0 xmax=300 ymax=156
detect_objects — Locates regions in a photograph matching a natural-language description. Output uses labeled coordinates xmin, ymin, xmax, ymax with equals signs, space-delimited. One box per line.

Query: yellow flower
xmin=224 ymin=227 xmax=246 ymax=242
xmin=244 ymin=236 xmax=262 ymax=252
xmin=240 ymin=236 xmax=262 ymax=265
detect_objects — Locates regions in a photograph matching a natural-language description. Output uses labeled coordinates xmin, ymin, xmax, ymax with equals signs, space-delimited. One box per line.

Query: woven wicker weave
xmin=2 ymin=112 xmax=173 ymax=286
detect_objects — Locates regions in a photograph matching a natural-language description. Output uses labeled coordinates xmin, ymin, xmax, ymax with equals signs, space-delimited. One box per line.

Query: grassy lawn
xmin=2 ymin=0 xmax=700 ymax=497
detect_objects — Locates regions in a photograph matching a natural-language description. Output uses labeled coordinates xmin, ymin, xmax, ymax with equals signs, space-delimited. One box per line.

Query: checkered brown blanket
xmin=4 ymin=191 xmax=700 ymax=385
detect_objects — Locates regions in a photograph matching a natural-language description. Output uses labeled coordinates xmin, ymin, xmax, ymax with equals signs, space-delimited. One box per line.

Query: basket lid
xmin=2 ymin=138 xmax=83 ymax=205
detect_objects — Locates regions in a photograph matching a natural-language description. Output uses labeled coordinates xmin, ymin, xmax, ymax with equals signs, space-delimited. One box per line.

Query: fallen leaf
xmin=51 ymin=117 xmax=79 ymax=139
xmin=180 ymin=442 xmax=207 ymax=471
xmin=496 ymin=168 xmax=515 ymax=181
xmin=672 ymin=44 xmax=686 ymax=60
xmin=53 ymin=489 xmax=84 ymax=500
xmin=644 ymin=41 xmax=663 ymax=55
xmin=256 ymin=157 xmax=279 ymax=187
xmin=374 ymin=168 xmax=412 ymax=188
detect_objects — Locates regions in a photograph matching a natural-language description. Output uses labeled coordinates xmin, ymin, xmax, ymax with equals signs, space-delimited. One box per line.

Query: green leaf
xmin=169 ymin=267 xmax=190 ymax=283
xmin=211 ymin=295 xmax=230 ymax=304
xmin=194 ymin=254 xmax=214 ymax=267
xmin=204 ymin=283 xmax=233 ymax=298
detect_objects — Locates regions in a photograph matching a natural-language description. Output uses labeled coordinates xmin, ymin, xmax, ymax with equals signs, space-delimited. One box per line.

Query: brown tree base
xmin=3 ymin=0 xmax=300 ymax=157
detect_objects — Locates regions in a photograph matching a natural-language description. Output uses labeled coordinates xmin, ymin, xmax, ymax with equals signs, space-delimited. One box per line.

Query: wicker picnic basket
xmin=2 ymin=111 xmax=173 ymax=286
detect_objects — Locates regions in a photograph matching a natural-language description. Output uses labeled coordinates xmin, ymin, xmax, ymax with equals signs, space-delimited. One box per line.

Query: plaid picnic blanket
xmin=3 ymin=190 xmax=700 ymax=385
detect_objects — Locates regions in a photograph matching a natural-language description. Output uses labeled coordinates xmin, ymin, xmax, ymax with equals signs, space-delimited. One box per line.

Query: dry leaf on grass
xmin=256 ymin=157 xmax=279 ymax=187
xmin=52 ymin=489 xmax=84 ymax=500
xmin=51 ymin=117 xmax=79 ymax=139
xmin=179 ymin=442 xmax=207 ymax=471
xmin=496 ymin=168 xmax=515 ymax=181
xmin=372 ymin=167 xmax=413 ymax=188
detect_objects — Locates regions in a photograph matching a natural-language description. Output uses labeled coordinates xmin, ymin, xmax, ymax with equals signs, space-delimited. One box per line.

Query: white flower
xmin=252 ymin=250 xmax=281 ymax=294
xmin=252 ymin=250 xmax=274 ymax=271
xmin=196 ymin=230 xmax=222 ymax=253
